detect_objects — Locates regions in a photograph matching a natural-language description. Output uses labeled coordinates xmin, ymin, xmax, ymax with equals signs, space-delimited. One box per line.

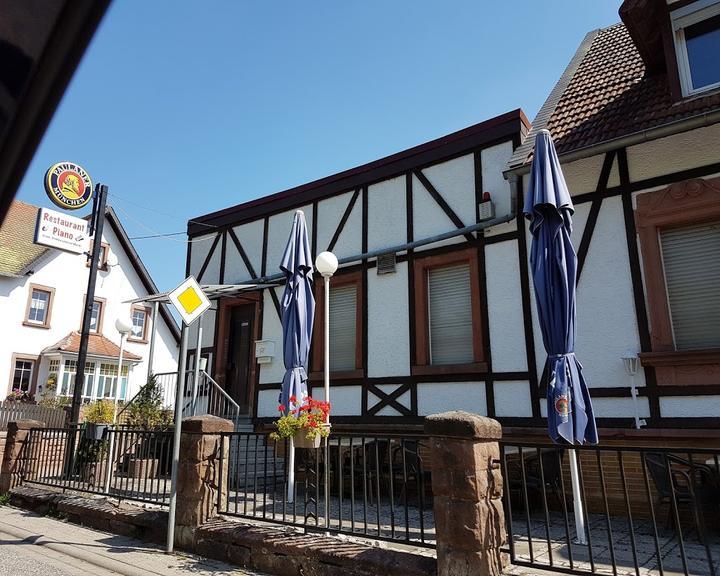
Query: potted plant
xmin=125 ymin=374 xmax=171 ymax=478
xmin=270 ymin=396 xmax=331 ymax=449
xmin=84 ymin=399 xmax=114 ymax=440
xmin=5 ymin=388 xmax=33 ymax=403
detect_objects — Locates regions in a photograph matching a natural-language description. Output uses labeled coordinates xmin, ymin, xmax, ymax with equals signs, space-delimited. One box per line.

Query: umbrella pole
xmin=287 ymin=436 xmax=295 ymax=503
xmin=568 ymin=449 xmax=587 ymax=545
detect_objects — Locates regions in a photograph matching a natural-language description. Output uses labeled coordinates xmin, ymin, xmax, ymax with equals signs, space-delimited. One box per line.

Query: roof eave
xmin=188 ymin=109 xmax=530 ymax=235
xmin=504 ymin=108 xmax=720 ymax=178
xmin=105 ymin=207 xmax=181 ymax=343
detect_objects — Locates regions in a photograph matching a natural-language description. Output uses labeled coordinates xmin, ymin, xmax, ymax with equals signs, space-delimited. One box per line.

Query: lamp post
xmin=113 ymin=318 xmax=133 ymax=421
xmin=622 ymin=350 xmax=645 ymax=430
xmin=105 ymin=317 xmax=132 ymax=494
xmin=315 ymin=250 xmax=337 ymax=531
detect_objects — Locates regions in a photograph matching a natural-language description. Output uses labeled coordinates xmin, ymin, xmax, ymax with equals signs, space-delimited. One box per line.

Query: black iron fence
xmin=500 ymin=441 xmax=720 ymax=576
xmin=23 ymin=426 xmax=173 ymax=506
xmin=217 ymin=432 xmax=435 ymax=548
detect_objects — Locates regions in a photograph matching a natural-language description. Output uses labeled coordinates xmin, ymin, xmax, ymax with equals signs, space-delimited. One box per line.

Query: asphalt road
xmin=0 ymin=505 xmax=269 ymax=575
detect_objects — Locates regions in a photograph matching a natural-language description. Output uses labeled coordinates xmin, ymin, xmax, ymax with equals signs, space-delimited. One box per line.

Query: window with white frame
xmin=89 ymin=301 xmax=103 ymax=333
xmin=660 ymin=221 xmax=720 ymax=350
xmin=12 ymin=359 xmax=35 ymax=393
xmin=60 ymin=360 xmax=95 ymax=397
xmin=672 ymin=0 xmax=720 ymax=96
xmin=27 ymin=288 xmax=51 ymax=325
xmin=130 ymin=307 xmax=148 ymax=341
xmin=97 ymin=363 xmax=129 ymax=401
xmin=48 ymin=359 xmax=60 ymax=375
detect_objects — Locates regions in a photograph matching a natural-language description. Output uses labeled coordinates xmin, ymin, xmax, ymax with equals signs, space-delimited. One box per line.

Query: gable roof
xmin=42 ymin=331 xmax=142 ymax=361
xmin=104 ymin=207 xmax=180 ymax=343
xmin=0 ymin=200 xmax=49 ymax=277
xmin=507 ymin=22 xmax=720 ymax=171
xmin=188 ymin=109 xmax=530 ymax=235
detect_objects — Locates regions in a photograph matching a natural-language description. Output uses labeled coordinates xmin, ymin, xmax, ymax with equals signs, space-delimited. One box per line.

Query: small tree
xmin=127 ymin=374 xmax=172 ymax=430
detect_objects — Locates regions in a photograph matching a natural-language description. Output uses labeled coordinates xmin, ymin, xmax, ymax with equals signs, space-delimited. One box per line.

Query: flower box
xmin=270 ymin=396 xmax=331 ymax=447
xmin=293 ymin=432 xmax=322 ymax=449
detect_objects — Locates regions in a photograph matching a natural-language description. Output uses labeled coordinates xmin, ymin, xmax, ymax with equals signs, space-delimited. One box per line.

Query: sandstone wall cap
xmin=182 ymin=415 xmax=234 ymax=434
xmin=425 ymin=411 xmax=502 ymax=440
xmin=7 ymin=419 xmax=45 ymax=431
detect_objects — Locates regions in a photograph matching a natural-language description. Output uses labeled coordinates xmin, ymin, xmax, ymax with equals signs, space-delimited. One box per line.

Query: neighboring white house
xmin=0 ymin=200 xmax=179 ymax=403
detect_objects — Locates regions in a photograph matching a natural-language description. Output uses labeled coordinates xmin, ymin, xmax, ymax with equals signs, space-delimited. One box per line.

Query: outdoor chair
xmin=644 ymin=452 xmax=720 ymax=543
xmin=389 ymin=440 xmax=430 ymax=507
xmin=507 ymin=448 xmax=566 ymax=513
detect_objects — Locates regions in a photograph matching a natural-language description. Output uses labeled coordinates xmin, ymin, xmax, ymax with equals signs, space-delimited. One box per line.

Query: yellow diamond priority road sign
xmin=168 ymin=276 xmax=211 ymax=325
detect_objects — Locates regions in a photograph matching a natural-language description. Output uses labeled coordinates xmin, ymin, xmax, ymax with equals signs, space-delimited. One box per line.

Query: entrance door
xmin=224 ymin=304 xmax=255 ymax=414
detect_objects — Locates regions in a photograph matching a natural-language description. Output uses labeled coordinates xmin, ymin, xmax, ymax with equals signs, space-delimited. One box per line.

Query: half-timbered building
xmin=505 ymin=0 xmax=720 ymax=443
xmin=185 ymin=110 xmax=535 ymax=430
xmin=187 ymin=0 xmax=720 ymax=443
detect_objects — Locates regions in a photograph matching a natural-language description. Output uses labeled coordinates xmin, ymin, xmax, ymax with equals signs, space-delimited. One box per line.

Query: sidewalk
xmin=0 ymin=505 xmax=269 ymax=576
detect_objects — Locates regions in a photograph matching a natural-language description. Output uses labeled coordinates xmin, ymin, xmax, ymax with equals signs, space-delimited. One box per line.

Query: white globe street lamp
xmin=315 ymin=251 xmax=338 ymax=421
xmin=315 ymin=251 xmax=337 ymax=534
xmin=105 ymin=317 xmax=132 ymax=494
xmin=114 ymin=318 xmax=133 ymax=422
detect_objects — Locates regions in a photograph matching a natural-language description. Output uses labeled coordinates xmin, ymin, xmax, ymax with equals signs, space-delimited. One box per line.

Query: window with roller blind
xmin=660 ymin=222 xmax=720 ymax=350
xmin=312 ymin=271 xmax=363 ymax=378
xmin=412 ymin=248 xmax=486 ymax=375
xmin=635 ymin=177 xmax=720 ymax=384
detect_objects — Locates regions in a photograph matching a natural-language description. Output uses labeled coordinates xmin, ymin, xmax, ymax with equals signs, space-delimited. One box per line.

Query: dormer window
xmin=672 ymin=0 xmax=720 ymax=96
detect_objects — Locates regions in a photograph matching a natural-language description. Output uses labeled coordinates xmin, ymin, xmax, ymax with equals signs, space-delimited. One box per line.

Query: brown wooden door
xmin=224 ymin=304 xmax=255 ymax=414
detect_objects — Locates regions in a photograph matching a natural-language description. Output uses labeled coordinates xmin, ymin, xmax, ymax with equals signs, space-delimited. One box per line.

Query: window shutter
xmin=428 ymin=264 xmax=474 ymax=365
xmin=329 ymin=284 xmax=357 ymax=371
xmin=660 ymin=221 xmax=720 ymax=350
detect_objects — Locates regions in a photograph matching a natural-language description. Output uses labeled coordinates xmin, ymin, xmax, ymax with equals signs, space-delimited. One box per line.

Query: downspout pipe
xmin=252 ymin=212 xmax=518 ymax=286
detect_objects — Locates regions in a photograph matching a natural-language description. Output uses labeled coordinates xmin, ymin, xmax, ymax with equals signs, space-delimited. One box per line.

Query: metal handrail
xmin=116 ymin=371 xmax=177 ymax=420
xmin=118 ymin=370 xmax=240 ymax=421
xmin=199 ymin=371 xmax=241 ymax=420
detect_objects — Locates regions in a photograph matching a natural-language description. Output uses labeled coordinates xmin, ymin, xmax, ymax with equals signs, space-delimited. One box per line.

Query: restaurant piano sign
xmin=34 ymin=207 xmax=89 ymax=254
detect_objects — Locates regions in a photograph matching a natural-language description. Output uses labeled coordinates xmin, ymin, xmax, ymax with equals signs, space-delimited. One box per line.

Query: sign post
xmin=39 ymin=161 xmax=104 ymax=477
xmin=165 ymin=276 xmax=211 ymax=553
xmin=70 ymin=183 xmax=107 ymax=427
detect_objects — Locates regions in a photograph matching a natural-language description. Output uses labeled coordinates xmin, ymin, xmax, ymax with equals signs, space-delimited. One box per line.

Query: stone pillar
xmin=425 ymin=411 xmax=507 ymax=576
xmin=0 ymin=420 xmax=44 ymax=493
xmin=175 ymin=415 xmax=234 ymax=547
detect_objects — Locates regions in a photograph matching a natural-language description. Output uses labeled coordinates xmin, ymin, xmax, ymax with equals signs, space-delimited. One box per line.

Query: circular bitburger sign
xmin=44 ymin=162 xmax=93 ymax=210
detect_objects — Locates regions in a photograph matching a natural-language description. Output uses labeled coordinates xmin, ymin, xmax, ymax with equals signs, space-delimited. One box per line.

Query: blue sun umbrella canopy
xmin=279 ymin=210 xmax=315 ymax=414
xmin=524 ymin=130 xmax=598 ymax=445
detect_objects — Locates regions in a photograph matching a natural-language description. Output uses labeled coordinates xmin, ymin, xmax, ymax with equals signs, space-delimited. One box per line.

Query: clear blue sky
xmin=17 ymin=0 xmax=622 ymax=292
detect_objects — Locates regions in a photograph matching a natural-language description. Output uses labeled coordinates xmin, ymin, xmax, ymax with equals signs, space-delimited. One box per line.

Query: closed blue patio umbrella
xmin=524 ymin=129 xmax=598 ymax=542
xmin=279 ymin=210 xmax=315 ymax=501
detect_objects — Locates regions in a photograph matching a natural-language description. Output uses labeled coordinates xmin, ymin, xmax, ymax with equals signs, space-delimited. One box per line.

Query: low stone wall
xmin=9 ymin=485 xmax=436 ymax=576
xmin=9 ymin=485 xmax=167 ymax=544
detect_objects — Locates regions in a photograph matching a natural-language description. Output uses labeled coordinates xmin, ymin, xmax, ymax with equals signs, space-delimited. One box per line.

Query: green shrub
xmin=84 ymin=400 xmax=115 ymax=424
xmin=127 ymin=374 xmax=171 ymax=430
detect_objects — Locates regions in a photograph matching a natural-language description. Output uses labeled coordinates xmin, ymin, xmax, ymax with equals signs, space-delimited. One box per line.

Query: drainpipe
xmin=251 ymin=211 xmax=518 ymax=286
xmin=148 ymin=301 xmax=159 ymax=375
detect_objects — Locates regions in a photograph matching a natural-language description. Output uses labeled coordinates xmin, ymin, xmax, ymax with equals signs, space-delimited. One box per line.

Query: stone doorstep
xmin=9 ymin=486 xmax=437 ymax=576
